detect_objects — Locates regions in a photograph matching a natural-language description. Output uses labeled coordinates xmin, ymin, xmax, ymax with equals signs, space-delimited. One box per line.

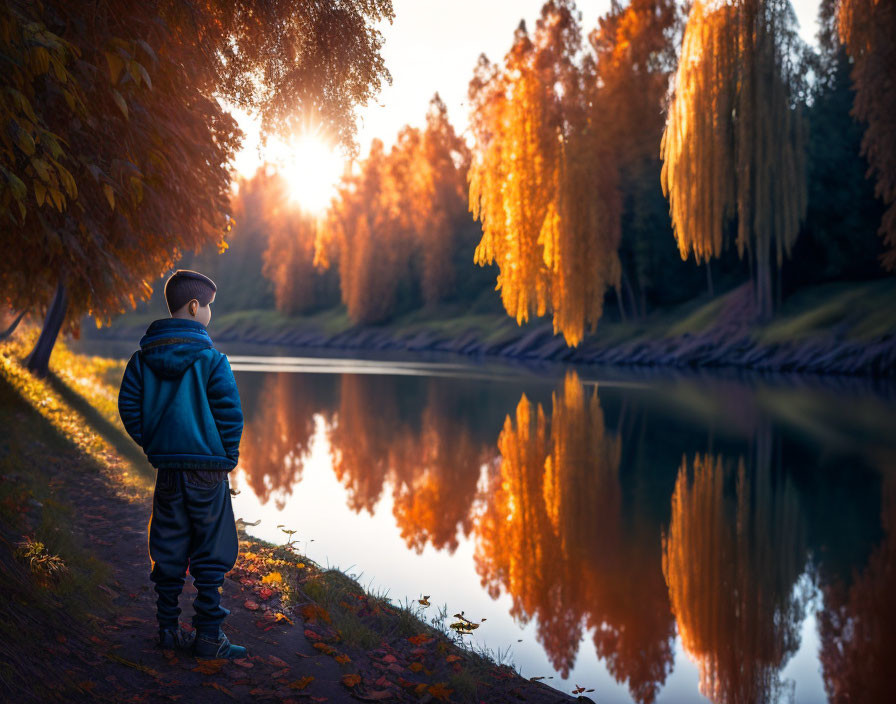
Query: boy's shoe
xmin=158 ymin=623 xmax=196 ymax=650
xmin=192 ymin=627 xmax=247 ymax=659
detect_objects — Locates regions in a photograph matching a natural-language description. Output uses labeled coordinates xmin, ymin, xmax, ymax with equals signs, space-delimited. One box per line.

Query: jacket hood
xmin=139 ymin=318 xmax=214 ymax=378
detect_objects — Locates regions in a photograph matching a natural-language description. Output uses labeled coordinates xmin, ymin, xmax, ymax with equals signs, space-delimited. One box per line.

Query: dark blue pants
xmin=148 ymin=468 xmax=239 ymax=635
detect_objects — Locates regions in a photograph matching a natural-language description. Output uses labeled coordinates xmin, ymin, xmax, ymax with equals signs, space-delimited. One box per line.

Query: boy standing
xmin=117 ymin=269 xmax=247 ymax=659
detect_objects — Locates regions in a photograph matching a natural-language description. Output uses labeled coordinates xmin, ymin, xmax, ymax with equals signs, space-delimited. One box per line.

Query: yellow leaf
xmin=103 ymin=184 xmax=115 ymax=210
xmin=334 ymin=654 xmax=351 ymax=664
xmin=105 ymin=52 xmax=124 ymax=83
xmin=34 ymin=180 xmax=46 ymax=207
xmin=261 ymin=571 xmax=283 ymax=584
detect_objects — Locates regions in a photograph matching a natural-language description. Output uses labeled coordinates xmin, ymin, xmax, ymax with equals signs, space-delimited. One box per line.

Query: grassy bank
xmin=0 ymin=323 xmax=575 ymax=703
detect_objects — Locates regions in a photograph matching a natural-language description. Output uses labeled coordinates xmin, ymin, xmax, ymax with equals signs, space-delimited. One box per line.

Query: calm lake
xmin=72 ymin=338 xmax=896 ymax=703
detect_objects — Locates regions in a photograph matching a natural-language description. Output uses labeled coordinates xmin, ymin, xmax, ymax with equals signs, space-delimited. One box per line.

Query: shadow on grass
xmin=43 ymin=369 xmax=156 ymax=485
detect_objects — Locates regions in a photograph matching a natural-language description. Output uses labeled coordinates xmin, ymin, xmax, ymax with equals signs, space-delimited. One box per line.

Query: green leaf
xmin=112 ymin=90 xmax=128 ymax=119
xmin=30 ymin=158 xmax=50 ymax=182
xmin=14 ymin=125 xmax=35 ymax=156
xmin=6 ymin=170 xmax=27 ymax=200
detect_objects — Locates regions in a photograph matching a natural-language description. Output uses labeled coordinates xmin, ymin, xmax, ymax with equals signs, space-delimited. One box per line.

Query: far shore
xmin=79 ymin=279 xmax=896 ymax=378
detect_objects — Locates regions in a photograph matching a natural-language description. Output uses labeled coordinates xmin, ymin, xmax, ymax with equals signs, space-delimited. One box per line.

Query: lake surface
xmin=73 ymin=337 xmax=896 ymax=703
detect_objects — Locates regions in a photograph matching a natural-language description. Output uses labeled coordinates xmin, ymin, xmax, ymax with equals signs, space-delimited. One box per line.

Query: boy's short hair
xmin=164 ymin=269 xmax=217 ymax=315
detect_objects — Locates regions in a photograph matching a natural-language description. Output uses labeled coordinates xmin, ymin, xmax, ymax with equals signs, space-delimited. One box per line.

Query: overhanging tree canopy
xmin=0 ymin=0 xmax=393 ymax=374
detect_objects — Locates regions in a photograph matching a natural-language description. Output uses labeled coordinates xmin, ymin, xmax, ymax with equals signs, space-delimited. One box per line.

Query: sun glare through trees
xmin=275 ymin=134 xmax=346 ymax=215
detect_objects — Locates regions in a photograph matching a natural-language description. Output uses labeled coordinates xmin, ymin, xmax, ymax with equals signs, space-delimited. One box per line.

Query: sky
xmin=228 ymin=0 xmax=824 ymax=182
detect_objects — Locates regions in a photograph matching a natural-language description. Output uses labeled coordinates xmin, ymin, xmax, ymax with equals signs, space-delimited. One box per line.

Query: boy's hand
xmin=207 ymin=354 xmax=243 ymax=464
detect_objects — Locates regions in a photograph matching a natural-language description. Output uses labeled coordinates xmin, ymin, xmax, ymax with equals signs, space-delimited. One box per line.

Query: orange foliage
xmin=468 ymin=1 xmax=622 ymax=346
xmin=837 ymin=0 xmax=896 ymax=269
xmin=314 ymin=94 xmax=471 ymax=321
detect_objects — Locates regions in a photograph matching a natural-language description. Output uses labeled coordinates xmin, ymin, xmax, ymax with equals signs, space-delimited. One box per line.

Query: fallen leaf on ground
xmin=445 ymin=655 xmax=461 ymax=663
xmin=341 ymin=674 xmax=361 ymax=688
xmin=193 ymin=659 xmax=227 ymax=675
xmin=334 ymin=654 xmax=351 ymax=664
xmin=202 ymin=682 xmax=236 ymax=699
xmin=243 ymin=600 xmax=260 ymax=611
xmin=428 ymin=683 xmax=453 ymax=701
xmin=268 ymin=655 xmax=290 ymax=668
xmin=408 ymin=663 xmax=423 ymax=672
xmin=289 ymin=675 xmax=314 ymax=690
xmin=355 ymin=689 xmax=393 ymax=700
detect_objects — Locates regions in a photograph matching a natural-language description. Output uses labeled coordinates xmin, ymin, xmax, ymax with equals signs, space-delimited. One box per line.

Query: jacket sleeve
xmin=118 ymin=351 xmax=143 ymax=446
xmin=207 ymin=353 xmax=243 ymax=463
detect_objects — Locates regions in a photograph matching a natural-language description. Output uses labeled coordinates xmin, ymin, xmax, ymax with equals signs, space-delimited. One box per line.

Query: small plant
xmin=14 ymin=538 xmax=69 ymax=585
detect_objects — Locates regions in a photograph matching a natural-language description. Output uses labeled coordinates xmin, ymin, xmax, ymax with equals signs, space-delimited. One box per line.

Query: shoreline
xmin=80 ymin=304 xmax=896 ymax=380
xmin=0 ymin=323 xmax=582 ymax=703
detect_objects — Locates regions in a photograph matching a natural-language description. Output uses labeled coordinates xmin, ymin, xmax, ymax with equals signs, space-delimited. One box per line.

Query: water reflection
xmin=817 ymin=477 xmax=896 ymax=704
xmin=662 ymin=448 xmax=808 ymax=704
xmin=224 ymin=361 xmax=893 ymax=704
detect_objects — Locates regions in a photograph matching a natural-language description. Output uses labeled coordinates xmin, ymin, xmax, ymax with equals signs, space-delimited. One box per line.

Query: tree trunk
xmin=615 ymin=285 xmax=627 ymax=323
xmin=25 ymin=274 xmax=69 ymax=379
xmin=755 ymin=241 xmax=772 ymax=321
xmin=621 ymin=268 xmax=639 ymax=321
xmin=0 ymin=310 xmax=27 ymax=340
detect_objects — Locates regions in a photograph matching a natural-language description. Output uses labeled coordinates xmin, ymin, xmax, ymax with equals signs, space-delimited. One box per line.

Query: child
xmin=117 ymin=268 xmax=247 ymax=659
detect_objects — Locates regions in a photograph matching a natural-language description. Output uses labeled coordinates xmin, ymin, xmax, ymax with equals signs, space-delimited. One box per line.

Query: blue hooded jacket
xmin=117 ymin=318 xmax=243 ymax=471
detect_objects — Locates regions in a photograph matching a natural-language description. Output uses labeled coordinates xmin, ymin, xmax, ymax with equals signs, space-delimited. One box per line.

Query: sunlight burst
xmin=276 ymin=134 xmax=345 ymax=215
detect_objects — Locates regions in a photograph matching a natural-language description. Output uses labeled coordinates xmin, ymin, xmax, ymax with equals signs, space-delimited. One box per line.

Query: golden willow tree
xmin=468 ymin=0 xmax=622 ymax=347
xmin=836 ymin=0 xmax=896 ymax=270
xmin=660 ymin=0 xmax=808 ymax=319
xmin=0 ymin=0 xmax=393 ymax=377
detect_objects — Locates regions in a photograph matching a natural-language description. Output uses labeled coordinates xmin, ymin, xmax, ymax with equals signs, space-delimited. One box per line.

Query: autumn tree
xmin=315 ymin=137 xmax=418 ymax=323
xmin=589 ymin=0 xmax=682 ymax=316
xmin=417 ymin=94 xmax=473 ymax=305
xmin=314 ymin=93 xmax=474 ymax=322
xmin=660 ymin=0 xmax=809 ymax=319
xmin=0 ymin=0 xmax=393 ymax=376
xmin=836 ymin=0 xmax=896 ymax=270
xmin=252 ymin=169 xmax=327 ymax=315
xmin=468 ymin=0 xmax=622 ymax=346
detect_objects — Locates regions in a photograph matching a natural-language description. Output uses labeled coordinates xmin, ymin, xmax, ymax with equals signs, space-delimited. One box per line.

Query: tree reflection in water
xmin=238 ymin=372 xmax=328 ymax=509
xmin=473 ymin=372 xmax=676 ymax=703
xmin=817 ymin=477 xmax=896 ymax=704
xmin=662 ymin=434 xmax=809 ymax=704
